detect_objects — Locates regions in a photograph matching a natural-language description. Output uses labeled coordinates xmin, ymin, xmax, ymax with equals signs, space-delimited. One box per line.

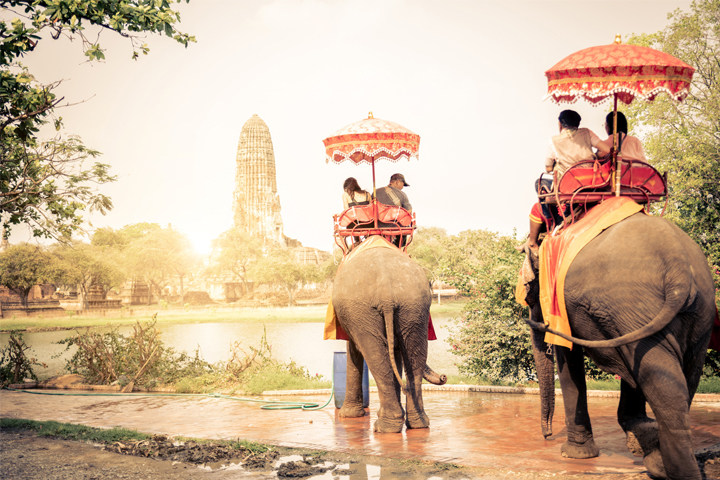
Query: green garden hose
xmin=5 ymin=386 xmax=334 ymax=411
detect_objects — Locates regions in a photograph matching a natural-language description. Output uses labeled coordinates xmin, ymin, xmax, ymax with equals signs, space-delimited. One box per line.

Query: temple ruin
xmin=233 ymin=114 xmax=285 ymax=245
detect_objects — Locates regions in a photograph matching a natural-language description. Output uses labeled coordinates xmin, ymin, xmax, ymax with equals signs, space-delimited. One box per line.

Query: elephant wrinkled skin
xmin=332 ymin=245 xmax=444 ymax=433
xmin=524 ymin=213 xmax=715 ymax=480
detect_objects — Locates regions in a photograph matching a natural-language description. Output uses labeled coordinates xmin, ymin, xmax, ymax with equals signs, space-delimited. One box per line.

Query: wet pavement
xmin=2 ymin=388 xmax=720 ymax=478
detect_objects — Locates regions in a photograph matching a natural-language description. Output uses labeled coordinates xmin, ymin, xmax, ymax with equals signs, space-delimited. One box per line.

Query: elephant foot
xmin=405 ymin=411 xmax=430 ymax=429
xmin=339 ymin=403 xmax=366 ymax=418
xmin=373 ymin=416 xmax=404 ymax=433
xmin=561 ymin=438 xmax=600 ymax=459
xmin=624 ymin=419 xmax=658 ymax=457
xmin=642 ymin=448 xmax=667 ymax=479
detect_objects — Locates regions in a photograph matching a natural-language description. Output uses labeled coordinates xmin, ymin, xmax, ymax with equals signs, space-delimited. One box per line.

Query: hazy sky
xmin=8 ymin=0 xmax=692 ymax=253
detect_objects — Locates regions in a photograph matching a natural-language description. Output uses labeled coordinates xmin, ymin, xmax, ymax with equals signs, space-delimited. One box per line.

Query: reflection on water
xmin=0 ymin=314 xmax=460 ymax=381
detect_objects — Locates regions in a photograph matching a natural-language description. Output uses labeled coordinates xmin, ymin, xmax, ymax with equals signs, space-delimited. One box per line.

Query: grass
xmin=0 ymin=299 xmax=469 ymax=332
xmin=0 ymin=418 xmax=150 ymax=443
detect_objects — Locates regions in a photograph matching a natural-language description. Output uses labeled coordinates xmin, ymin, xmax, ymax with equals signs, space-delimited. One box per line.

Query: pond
xmin=1 ymin=314 xmax=461 ymax=382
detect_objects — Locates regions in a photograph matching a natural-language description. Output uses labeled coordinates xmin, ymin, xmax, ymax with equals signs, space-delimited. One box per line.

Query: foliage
xmin=626 ymin=0 xmax=720 ymax=297
xmin=123 ymin=225 xmax=198 ymax=304
xmin=0 ymin=136 xmax=115 ymax=239
xmin=408 ymin=226 xmax=449 ymax=285
xmin=252 ymin=247 xmax=324 ymax=306
xmin=445 ymin=229 xmax=533 ymax=382
xmin=56 ymin=316 xmax=216 ymax=387
xmin=0 ymin=242 xmax=61 ymax=306
xmin=1 ymin=0 xmax=194 ymax=239
xmin=53 ymin=241 xmax=125 ymax=310
xmin=0 ymin=418 xmax=150 ymax=443
xmin=206 ymin=227 xmax=262 ymax=294
xmin=0 ymin=331 xmax=47 ymax=386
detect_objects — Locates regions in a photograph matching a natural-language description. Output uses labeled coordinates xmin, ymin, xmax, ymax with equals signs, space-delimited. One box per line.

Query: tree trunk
xmin=285 ymin=285 xmax=293 ymax=307
xmin=79 ymin=284 xmax=89 ymax=311
xmin=179 ymin=273 xmax=185 ymax=304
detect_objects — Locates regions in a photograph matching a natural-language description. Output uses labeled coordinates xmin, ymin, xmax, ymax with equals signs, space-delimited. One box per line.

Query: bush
xmin=0 ymin=332 xmax=47 ymax=386
xmin=445 ymin=230 xmax=534 ymax=382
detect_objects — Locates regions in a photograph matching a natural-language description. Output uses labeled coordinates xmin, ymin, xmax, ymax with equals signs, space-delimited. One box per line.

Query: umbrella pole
xmin=613 ymin=95 xmax=620 ymax=197
xmin=372 ymin=157 xmax=378 ymax=229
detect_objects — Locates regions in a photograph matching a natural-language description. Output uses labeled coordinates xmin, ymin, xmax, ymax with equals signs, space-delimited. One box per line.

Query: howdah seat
xmin=333 ymin=203 xmax=416 ymax=254
xmin=538 ymin=156 xmax=667 ymax=207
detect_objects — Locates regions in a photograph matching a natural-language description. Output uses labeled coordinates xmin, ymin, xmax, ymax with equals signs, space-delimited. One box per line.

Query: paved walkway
xmin=2 ymin=388 xmax=720 ymax=477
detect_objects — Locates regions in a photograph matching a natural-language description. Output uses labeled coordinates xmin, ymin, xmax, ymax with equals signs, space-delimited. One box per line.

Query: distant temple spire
xmin=232 ymin=114 xmax=285 ymax=245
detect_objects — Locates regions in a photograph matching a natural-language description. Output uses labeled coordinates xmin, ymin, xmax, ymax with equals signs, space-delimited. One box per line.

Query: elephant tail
xmin=383 ymin=307 xmax=406 ymax=393
xmin=529 ymin=273 xmax=691 ymax=349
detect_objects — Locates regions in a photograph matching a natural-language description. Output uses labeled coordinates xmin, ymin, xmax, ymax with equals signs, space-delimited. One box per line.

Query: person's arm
xmin=544 ymin=142 xmax=556 ymax=173
xmin=590 ymin=131 xmax=611 ymax=157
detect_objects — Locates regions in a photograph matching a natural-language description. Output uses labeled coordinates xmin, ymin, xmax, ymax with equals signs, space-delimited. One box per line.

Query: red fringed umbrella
xmin=323 ymin=113 xmax=420 ymax=166
xmin=545 ymin=38 xmax=694 ymax=106
xmin=323 ymin=112 xmax=420 ymax=198
xmin=545 ymin=35 xmax=694 ymax=195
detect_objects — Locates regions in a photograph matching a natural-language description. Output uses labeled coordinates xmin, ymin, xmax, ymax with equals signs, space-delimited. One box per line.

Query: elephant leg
xmin=617 ymin=380 xmax=657 ymax=458
xmin=339 ymin=340 xmax=367 ymax=418
xmin=402 ymin=328 xmax=429 ymax=429
xmin=556 ymin=345 xmax=599 ymax=458
xmin=531 ymin=327 xmax=555 ymax=438
xmin=364 ymin=332 xmax=404 ymax=433
xmin=638 ymin=349 xmax=701 ymax=480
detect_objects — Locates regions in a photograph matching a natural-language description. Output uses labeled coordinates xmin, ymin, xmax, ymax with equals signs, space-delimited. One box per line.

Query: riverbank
xmin=0 ymin=300 xmax=468 ymax=332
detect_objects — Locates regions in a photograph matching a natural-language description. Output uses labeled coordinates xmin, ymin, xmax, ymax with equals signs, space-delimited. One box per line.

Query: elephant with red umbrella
xmin=520 ymin=37 xmax=716 ymax=480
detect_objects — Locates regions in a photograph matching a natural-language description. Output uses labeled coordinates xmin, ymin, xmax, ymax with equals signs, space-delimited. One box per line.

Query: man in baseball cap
xmin=375 ymin=173 xmax=412 ymax=212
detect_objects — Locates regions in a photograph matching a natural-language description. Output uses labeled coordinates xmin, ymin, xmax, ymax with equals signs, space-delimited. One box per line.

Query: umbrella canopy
xmin=323 ymin=113 xmax=420 ymax=165
xmin=545 ymin=40 xmax=694 ymax=105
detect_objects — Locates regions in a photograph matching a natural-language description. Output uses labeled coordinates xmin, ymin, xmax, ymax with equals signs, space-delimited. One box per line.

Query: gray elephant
xmin=522 ymin=212 xmax=715 ymax=480
xmin=332 ymin=245 xmax=446 ymax=433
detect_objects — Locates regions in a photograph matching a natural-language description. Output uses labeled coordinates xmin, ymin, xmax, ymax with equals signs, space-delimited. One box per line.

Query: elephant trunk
xmin=423 ymin=365 xmax=447 ymax=385
xmin=531 ymin=323 xmax=555 ymax=439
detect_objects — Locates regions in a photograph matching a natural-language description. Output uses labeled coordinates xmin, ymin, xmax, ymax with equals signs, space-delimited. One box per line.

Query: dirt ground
xmin=3 ymin=429 xmax=720 ymax=480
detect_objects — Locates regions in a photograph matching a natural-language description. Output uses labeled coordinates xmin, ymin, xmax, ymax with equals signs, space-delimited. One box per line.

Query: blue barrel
xmin=333 ymin=351 xmax=369 ymax=409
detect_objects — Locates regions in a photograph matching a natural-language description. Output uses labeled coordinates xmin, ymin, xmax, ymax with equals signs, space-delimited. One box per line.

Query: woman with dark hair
xmin=342 ymin=177 xmax=371 ymax=210
xmin=600 ymin=111 xmax=647 ymax=161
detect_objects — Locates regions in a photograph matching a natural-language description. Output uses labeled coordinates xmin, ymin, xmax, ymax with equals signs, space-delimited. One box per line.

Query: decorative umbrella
xmin=544 ymin=35 xmax=694 ymax=194
xmin=323 ymin=112 xmax=420 ymax=196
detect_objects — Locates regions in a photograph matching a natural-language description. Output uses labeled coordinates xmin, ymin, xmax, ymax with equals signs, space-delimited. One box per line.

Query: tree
xmin=54 ymin=241 xmax=124 ymax=310
xmin=444 ymin=229 xmax=534 ymax=382
xmin=124 ymin=225 xmax=198 ymax=304
xmin=627 ymin=0 xmax=720 ymax=296
xmin=0 ymin=243 xmax=61 ymax=306
xmin=252 ymin=248 xmax=323 ymax=307
xmin=408 ymin=226 xmax=449 ymax=304
xmin=206 ymin=228 xmax=262 ymax=295
xmin=1 ymin=1 xmax=195 ymax=240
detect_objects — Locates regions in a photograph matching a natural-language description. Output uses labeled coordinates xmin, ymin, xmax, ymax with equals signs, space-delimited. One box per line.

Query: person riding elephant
xmin=332 ymin=241 xmax=445 ymax=433
xmin=520 ymin=211 xmax=715 ymax=480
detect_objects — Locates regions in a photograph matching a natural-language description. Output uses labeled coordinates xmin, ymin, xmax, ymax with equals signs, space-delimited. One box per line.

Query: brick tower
xmin=232 ymin=114 xmax=285 ymax=245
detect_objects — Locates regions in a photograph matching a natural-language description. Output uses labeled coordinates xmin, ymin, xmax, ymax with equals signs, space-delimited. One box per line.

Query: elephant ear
xmin=521 ymin=247 xmax=541 ymax=308
xmin=521 ymin=247 xmax=536 ymax=285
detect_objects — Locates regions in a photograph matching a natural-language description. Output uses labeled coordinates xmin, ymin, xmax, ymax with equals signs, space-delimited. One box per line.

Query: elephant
xmin=521 ymin=212 xmax=716 ymax=480
xmin=332 ymin=244 xmax=447 ymax=433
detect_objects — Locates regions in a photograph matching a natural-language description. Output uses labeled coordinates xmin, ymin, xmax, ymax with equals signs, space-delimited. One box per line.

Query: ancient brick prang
xmin=233 ymin=114 xmax=285 ymax=245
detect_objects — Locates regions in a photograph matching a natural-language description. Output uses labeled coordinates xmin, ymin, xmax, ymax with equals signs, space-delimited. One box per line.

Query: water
xmin=1 ymin=314 xmax=460 ymax=381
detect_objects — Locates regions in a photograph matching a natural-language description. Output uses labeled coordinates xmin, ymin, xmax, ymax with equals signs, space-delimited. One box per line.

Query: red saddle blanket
xmin=539 ymin=197 xmax=644 ymax=348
